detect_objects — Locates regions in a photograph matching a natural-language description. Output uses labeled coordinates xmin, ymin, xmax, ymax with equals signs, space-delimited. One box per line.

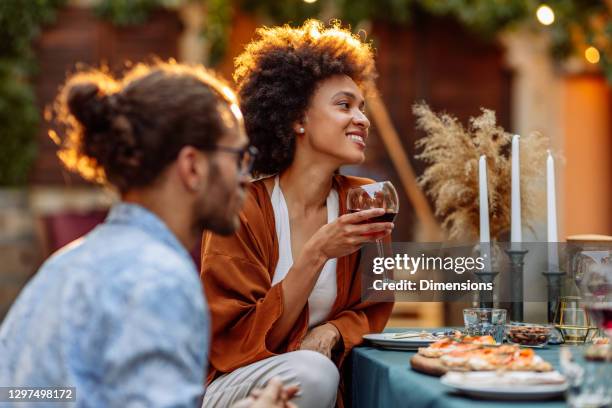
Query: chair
xmin=40 ymin=210 xmax=108 ymax=256
xmin=40 ymin=209 xmax=204 ymax=271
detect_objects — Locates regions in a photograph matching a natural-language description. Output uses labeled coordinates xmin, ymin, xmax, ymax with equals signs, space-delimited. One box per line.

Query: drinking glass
xmin=463 ymin=308 xmax=507 ymax=343
xmin=560 ymin=346 xmax=612 ymax=408
xmin=576 ymin=252 xmax=612 ymax=339
xmin=346 ymin=181 xmax=399 ymax=259
xmin=553 ymin=296 xmax=596 ymax=344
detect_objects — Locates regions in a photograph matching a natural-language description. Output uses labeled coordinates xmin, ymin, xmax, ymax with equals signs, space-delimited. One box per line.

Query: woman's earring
xmin=298 ymin=127 xmax=305 ymax=134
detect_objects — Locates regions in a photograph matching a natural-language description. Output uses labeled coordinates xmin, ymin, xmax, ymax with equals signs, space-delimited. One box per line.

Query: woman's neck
xmin=279 ymin=157 xmax=337 ymax=215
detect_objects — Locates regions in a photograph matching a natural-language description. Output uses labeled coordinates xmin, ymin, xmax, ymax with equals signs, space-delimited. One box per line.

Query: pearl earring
xmin=298 ymin=127 xmax=305 ymax=134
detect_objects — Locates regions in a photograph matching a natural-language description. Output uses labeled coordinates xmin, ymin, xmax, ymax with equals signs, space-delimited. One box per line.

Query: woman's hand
xmin=268 ymin=209 xmax=392 ymax=353
xmin=298 ymin=323 xmax=341 ymax=359
xmin=305 ymin=208 xmax=393 ymax=261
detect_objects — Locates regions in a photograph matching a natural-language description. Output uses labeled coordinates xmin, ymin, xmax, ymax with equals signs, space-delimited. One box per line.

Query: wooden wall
xmin=368 ymin=15 xmax=512 ymax=241
xmin=30 ymin=6 xmax=182 ymax=185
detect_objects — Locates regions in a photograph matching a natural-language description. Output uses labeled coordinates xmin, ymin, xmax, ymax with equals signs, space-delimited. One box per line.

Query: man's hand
xmin=298 ymin=323 xmax=340 ymax=359
xmin=231 ymin=378 xmax=299 ymax=408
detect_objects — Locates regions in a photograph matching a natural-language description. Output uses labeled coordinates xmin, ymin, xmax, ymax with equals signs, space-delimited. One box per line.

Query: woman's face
xmin=299 ymin=75 xmax=370 ymax=166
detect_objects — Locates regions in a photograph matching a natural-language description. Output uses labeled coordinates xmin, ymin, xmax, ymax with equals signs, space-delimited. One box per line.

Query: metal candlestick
xmin=542 ymin=270 xmax=566 ymax=323
xmin=505 ymin=249 xmax=528 ymax=322
xmin=474 ymin=270 xmax=499 ymax=308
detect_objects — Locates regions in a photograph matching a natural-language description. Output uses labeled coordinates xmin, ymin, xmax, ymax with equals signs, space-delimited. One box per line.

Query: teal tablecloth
xmin=351 ymin=329 xmax=567 ymax=408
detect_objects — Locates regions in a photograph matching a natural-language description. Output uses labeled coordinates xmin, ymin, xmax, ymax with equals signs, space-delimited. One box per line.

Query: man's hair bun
xmin=66 ymin=81 xmax=111 ymax=134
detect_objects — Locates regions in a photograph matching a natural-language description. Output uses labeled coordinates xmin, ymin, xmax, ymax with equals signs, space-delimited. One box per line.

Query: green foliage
xmin=235 ymin=0 xmax=612 ymax=81
xmin=0 ymin=0 xmax=65 ymax=186
xmin=0 ymin=63 xmax=39 ymax=186
xmin=240 ymin=0 xmax=323 ymax=24
xmin=544 ymin=0 xmax=608 ymax=60
xmin=92 ymin=0 xmax=612 ymax=81
xmin=418 ymin=0 xmax=531 ymax=35
xmin=204 ymin=0 xmax=233 ymax=66
xmin=96 ymin=0 xmax=163 ymax=25
xmin=0 ymin=0 xmax=66 ymax=60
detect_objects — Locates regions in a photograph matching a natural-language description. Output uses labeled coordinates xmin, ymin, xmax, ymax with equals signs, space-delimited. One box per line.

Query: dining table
xmin=350 ymin=328 xmax=569 ymax=408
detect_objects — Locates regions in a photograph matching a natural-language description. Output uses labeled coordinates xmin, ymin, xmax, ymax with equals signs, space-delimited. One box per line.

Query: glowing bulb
xmin=304 ymin=0 xmax=317 ymax=3
xmin=585 ymin=47 xmax=600 ymax=64
xmin=536 ymin=5 xmax=555 ymax=25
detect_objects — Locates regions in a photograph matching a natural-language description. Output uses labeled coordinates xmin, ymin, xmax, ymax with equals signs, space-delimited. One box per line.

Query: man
xmin=0 ymin=62 xmax=293 ymax=407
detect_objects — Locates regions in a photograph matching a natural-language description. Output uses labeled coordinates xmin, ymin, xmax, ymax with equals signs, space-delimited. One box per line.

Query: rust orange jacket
xmin=200 ymin=174 xmax=394 ymax=383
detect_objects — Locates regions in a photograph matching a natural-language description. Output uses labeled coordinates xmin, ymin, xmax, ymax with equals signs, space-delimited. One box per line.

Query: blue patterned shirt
xmin=0 ymin=203 xmax=209 ymax=407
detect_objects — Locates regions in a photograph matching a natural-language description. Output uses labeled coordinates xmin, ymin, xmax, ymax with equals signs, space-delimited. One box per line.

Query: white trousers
xmin=202 ymin=350 xmax=340 ymax=408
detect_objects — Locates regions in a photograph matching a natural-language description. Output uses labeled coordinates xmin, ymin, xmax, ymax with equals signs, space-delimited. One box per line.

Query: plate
xmin=440 ymin=371 xmax=567 ymax=400
xmin=362 ymin=332 xmax=440 ymax=350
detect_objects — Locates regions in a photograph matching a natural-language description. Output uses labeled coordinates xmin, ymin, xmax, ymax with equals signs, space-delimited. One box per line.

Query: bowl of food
xmin=506 ymin=323 xmax=552 ymax=347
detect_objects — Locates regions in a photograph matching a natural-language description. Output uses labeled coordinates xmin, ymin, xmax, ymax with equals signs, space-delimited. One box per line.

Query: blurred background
xmin=1 ymin=0 xmax=610 ymax=326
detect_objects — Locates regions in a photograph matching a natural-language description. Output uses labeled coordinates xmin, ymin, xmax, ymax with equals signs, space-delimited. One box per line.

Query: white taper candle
xmin=547 ymin=150 xmax=558 ymax=270
xmin=511 ymin=135 xmax=522 ymax=249
xmin=479 ymin=155 xmax=492 ymax=271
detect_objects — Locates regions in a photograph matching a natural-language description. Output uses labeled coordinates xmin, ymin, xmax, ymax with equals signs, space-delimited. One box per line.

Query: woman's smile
xmin=346 ymin=129 xmax=367 ymax=149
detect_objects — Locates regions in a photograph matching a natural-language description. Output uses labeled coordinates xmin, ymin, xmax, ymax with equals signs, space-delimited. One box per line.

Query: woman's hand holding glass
xmin=305 ymin=208 xmax=394 ymax=261
xmin=346 ymin=181 xmax=399 ymax=259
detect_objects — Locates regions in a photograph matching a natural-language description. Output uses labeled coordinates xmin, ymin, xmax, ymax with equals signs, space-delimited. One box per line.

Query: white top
xmin=270 ymin=175 xmax=338 ymax=328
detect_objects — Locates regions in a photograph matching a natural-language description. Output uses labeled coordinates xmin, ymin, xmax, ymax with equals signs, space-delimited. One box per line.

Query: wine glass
xmin=346 ymin=181 xmax=399 ymax=260
xmin=576 ymin=250 xmax=612 ymax=339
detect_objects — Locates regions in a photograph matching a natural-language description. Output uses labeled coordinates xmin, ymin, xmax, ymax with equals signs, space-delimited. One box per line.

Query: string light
xmin=303 ymin=0 xmax=317 ymax=3
xmin=536 ymin=5 xmax=555 ymax=26
xmin=585 ymin=47 xmax=600 ymax=64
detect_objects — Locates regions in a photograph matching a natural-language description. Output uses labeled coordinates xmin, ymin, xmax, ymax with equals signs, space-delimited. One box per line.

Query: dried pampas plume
xmin=413 ymin=102 xmax=549 ymax=241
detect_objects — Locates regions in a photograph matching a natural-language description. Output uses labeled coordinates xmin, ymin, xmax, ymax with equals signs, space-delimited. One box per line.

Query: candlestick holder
xmin=542 ymin=269 xmax=566 ymax=323
xmin=474 ymin=270 xmax=499 ymax=308
xmin=505 ymin=248 xmax=528 ymax=322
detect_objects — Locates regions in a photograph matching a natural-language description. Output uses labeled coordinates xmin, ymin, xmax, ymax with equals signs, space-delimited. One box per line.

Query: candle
xmin=511 ymin=135 xmax=522 ymax=249
xmin=547 ymin=150 xmax=558 ymax=270
xmin=479 ymin=155 xmax=492 ymax=271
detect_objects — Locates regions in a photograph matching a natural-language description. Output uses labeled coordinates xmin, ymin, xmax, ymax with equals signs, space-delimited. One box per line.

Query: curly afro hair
xmin=234 ymin=19 xmax=377 ymax=177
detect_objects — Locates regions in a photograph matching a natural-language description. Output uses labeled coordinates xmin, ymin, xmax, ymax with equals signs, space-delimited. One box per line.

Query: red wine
xmin=349 ymin=209 xmax=397 ymax=223
xmin=586 ymin=302 xmax=612 ymax=334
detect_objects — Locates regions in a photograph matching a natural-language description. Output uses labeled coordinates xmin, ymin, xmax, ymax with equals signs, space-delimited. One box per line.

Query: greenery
xmin=1 ymin=0 xmax=609 ymax=185
xmin=0 ymin=63 xmax=39 ymax=186
xmin=95 ymin=0 xmax=612 ymax=79
xmin=203 ymin=0 xmax=233 ymax=65
xmin=96 ymin=0 xmax=163 ymax=25
xmin=290 ymin=0 xmax=610 ymax=80
xmin=0 ymin=0 xmax=66 ymax=186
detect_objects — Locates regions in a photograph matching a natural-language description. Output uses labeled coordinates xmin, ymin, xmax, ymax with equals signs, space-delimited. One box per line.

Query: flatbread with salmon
xmin=412 ymin=336 xmax=552 ymax=375
xmin=417 ymin=335 xmax=496 ymax=358
xmin=440 ymin=345 xmax=552 ymax=372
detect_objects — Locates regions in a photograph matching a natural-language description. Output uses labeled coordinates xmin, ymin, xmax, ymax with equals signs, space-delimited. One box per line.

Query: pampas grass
xmin=414 ymin=102 xmax=549 ymax=241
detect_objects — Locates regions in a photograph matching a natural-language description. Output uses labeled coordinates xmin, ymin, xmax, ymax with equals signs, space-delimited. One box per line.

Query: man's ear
xmin=176 ymin=146 xmax=209 ymax=192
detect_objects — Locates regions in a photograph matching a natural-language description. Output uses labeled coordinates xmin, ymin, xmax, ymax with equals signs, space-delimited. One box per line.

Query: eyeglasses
xmin=212 ymin=145 xmax=258 ymax=175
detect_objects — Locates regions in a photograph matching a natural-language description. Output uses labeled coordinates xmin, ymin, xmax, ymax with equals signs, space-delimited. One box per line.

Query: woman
xmin=201 ymin=20 xmax=395 ymax=408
